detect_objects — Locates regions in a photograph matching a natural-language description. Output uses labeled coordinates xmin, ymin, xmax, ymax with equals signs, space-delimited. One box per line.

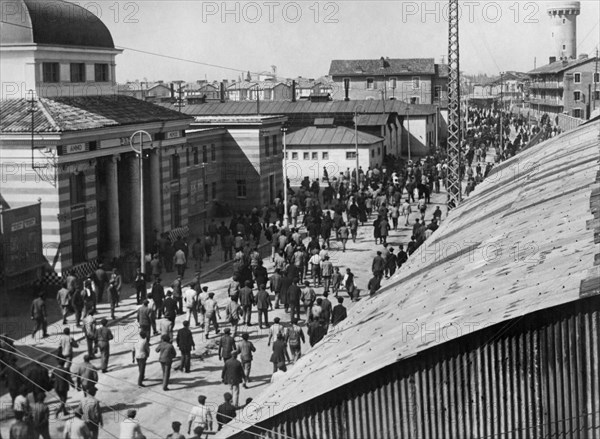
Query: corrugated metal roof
xmin=329 ymin=58 xmax=436 ymax=76
xmin=354 ymin=113 xmax=390 ymax=126
xmin=285 ymin=126 xmax=382 ymax=146
xmin=0 ymin=96 xmax=192 ymax=133
xmin=218 ymin=119 xmax=600 ymax=437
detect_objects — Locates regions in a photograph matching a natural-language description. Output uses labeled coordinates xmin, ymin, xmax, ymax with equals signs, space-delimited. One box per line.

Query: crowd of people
xmin=5 ymin=105 xmax=563 ymax=437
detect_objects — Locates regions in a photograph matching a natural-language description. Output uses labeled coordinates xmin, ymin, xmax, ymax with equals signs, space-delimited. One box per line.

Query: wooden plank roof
xmin=218 ymin=119 xmax=600 ymax=437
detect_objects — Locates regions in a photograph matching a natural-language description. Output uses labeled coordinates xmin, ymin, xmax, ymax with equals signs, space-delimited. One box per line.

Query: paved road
xmin=0 ymin=189 xmax=449 ymax=438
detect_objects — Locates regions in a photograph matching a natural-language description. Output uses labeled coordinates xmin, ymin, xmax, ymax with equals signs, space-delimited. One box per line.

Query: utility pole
xmin=500 ymin=72 xmax=504 ymax=155
xmin=446 ymin=0 xmax=462 ymax=210
xmin=594 ymin=47 xmax=598 ymax=112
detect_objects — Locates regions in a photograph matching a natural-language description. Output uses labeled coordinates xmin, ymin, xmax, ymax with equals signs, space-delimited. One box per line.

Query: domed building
xmin=0 ymin=0 xmax=196 ymax=288
xmin=0 ymin=0 xmax=120 ymax=99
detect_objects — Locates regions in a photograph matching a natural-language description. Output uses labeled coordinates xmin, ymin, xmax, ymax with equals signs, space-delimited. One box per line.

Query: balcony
xmin=528 ymin=97 xmax=563 ymax=107
xmin=529 ymin=81 xmax=563 ymax=90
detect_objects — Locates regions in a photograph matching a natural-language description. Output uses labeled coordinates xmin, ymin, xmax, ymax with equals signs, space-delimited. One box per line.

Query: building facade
xmin=528 ymin=55 xmax=600 ymax=119
xmin=328 ymin=58 xmax=448 ymax=105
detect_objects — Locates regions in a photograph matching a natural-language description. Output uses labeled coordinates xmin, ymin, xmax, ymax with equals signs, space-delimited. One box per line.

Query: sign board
xmin=188 ymin=166 xmax=206 ymax=217
xmin=166 ymin=131 xmax=181 ymax=139
xmin=64 ymin=143 xmax=89 ymax=154
xmin=1 ymin=203 xmax=44 ymax=276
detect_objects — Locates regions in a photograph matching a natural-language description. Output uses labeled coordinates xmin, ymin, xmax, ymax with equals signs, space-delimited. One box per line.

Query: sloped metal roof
xmin=0 ymin=96 xmax=190 ymax=133
xmin=329 ymin=58 xmax=436 ymax=76
xmin=160 ymin=100 xmax=437 ymax=117
xmin=218 ymin=119 xmax=600 ymax=437
xmin=285 ymin=126 xmax=382 ymax=146
xmin=528 ymin=56 xmax=598 ymax=75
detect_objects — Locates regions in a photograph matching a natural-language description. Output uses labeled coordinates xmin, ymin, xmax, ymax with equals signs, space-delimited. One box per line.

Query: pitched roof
xmin=218 ymin=119 xmax=600 ymax=437
xmin=528 ymin=56 xmax=597 ymax=75
xmin=0 ymin=0 xmax=115 ymax=49
xmin=0 ymin=95 xmax=190 ymax=133
xmin=329 ymin=58 xmax=436 ymax=76
xmin=158 ymin=100 xmax=438 ymax=117
xmin=285 ymin=126 xmax=382 ymax=146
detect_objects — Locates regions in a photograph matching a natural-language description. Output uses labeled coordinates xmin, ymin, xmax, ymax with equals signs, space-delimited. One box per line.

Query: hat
xmin=127 ymin=409 xmax=136 ymax=418
xmin=166 ymin=290 xmax=173 ymax=296
xmin=202 ymin=286 xmax=209 ymax=292
xmin=198 ymin=395 xmax=207 ymax=403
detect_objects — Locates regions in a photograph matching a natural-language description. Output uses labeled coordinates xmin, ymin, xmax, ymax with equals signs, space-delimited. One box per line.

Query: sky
xmin=99 ymin=1 xmax=600 ymax=83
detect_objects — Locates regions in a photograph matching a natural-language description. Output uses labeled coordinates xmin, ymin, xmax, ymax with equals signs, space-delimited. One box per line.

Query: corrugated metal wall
xmin=237 ymin=294 xmax=600 ymax=439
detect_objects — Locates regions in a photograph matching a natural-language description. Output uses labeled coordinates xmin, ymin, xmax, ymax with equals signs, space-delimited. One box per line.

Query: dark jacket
xmin=217 ymin=402 xmax=237 ymax=430
xmin=269 ymin=339 xmax=287 ymax=365
xmin=239 ymin=287 xmax=254 ymax=307
xmin=287 ymin=284 xmax=302 ymax=305
xmin=218 ymin=335 xmax=236 ymax=360
xmin=137 ymin=305 xmax=153 ymax=327
xmin=30 ymin=298 xmax=46 ymax=319
xmin=163 ymin=297 xmax=178 ymax=319
xmin=221 ymin=358 xmax=245 ymax=385
xmin=255 ymin=289 xmax=272 ymax=310
xmin=331 ymin=305 xmax=347 ymax=325
xmin=176 ymin=327 xmax=195 ymax=352
xmin=155 ymin=341 xmax=176 ymax=364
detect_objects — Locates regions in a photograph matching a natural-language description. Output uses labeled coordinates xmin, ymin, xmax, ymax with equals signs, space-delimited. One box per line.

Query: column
xmin=129 ymin=153 xmax=141 ymax=253
xmin=150 ymin=150 xmax=162 ymax=233
xmin=106 ymin=156 xmax=120 ymax=258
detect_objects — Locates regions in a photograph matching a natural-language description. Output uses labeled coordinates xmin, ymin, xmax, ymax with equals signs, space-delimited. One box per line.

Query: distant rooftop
xmin=329 ymin=58 xmax=440 ymax=76
xmin=191 ymin=115 xmax=287 ymax=125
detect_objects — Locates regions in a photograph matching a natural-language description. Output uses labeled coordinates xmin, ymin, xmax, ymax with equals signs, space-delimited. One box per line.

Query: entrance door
xmin=71 ymin=218 xmax=86 ymax=264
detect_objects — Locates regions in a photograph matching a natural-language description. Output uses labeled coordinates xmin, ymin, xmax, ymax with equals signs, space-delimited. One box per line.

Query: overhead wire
xmin=0 ymin=358 xmax=120 ymax=439
xmin=0 ymin=341 xmax=295 ymax=439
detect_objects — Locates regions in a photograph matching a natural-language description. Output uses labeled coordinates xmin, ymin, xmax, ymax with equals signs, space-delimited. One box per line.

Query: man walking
xmin=238 ymin=281 xmax=255 ymax=326
xmin=56 ymin=283 xmax=71 ymax=325
xmin=131 ymin=331 xmax=150 ymax=387
xmin=218 ymin=328 xmax=236 ymax=363
xmin=287 ymin=278 xmax=302 ymax=322
xmin=156 ymin=334 xmax=176 ymax=391
xmin=80 ymin=386 xmax=103 ymax=439
xmin=184 ymin=286 xmax=200 ymax=327
xmin=137 ymin=300 xmax=153 ymax=341
xmin=175 ymin=320 xmax=195 ymax=373
xmin=95 ymin=318 xmax=113 ymax=373
xmin=255 ymin=284 xmax=272 ymax=329
xmin=30 ymin=292 xmax=48 ymax=339
xmin=287 ymin=318 xmax=305 ymax=364
xmin=221 ymin=352 xmax=245 ymax=407
xmin=204 ymin=292 xmax=221 ymax=337
xmin=187 ymin=395 xmax=213 ymax=436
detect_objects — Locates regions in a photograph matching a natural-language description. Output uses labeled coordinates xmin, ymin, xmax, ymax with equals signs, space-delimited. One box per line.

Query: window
xmin=434 ymin=86 xmax=442 ymax=100
xmin=94 ymin=63 xmax=109 ymax=82
xmin=573 ymin=91 xmax=581 ymax=101
xmin=346 ymin=151 xmax=357 ymax=159
xmin=211 ymin=182 xmax=217 ymax=200
xmin=322 ymin=152 xmax=329 ymax=160
xmin=574 ymin=73 xmax=581 ymax=84
xmin=202 ymin=145 xmax=207 ymax=163
xmin=70 ymin=63 xmax=86 ymax=83
xmin=171 ymin=154 xmax=180 ymax=179
xmin=291 ymin=152 xmax=298 ymax=160
xmin=366 ymin=78 xmax=374 ymax=89
xmin=573 ymin=108 xmax=582 ymax=118
xmin=371 ymin=149 xmax=375 ymax=158
xmin=594 ymin=72 xmax=600 ymax=83
xmin=69 ymin=173 xmax=86 ymax=205
xmin=389 ymin=77 xmax=397 ymax=89
xmin=311 ymin=152 xmax=318 ymax=160
xmin=171 ymin=192 xmax=181 ymax=227
xmin=193 ymin=148 xmax=199 ymax=165
xmin=563 ymin=45 xmax=566 ymax=50
xmin=594 ymin=90 xmax=600 ymax=100
xmin=303 ymin=152 xmax=309 ymax=160
xmin=410 ymin=96 xmax=420 ymax=104
xmin=412 ymin=76 xmax=420 ymax=89
xmin=211 ymin=144 xmax=216 ymax=161
xmin=236 ymin=180 xmax=247 ymax=198
xmin=272 ymin=135 xmax=278 ymax=155
xmin=204 ymin=184 xmax=209 ymax=202
xmin=265 ymin=136 xmax=270 ymax=157
xmin=42 ymin=63 xmax=60 ymax=83
xmin=378 ymin=147 xmax=381 ymax=156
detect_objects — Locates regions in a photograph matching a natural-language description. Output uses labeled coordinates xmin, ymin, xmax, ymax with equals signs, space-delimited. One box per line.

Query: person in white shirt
xmin=119 ymin=409 xmax=145 ymax=439
xmin=187 ymin=395 xmax=213 ymax=435
xmin=289 ymin=203 xmax=299 ymax=227
xmin=63 ymin=408 xmax=91 ymax=439
xmin=183 ymin=287 xmax=199 ymax=326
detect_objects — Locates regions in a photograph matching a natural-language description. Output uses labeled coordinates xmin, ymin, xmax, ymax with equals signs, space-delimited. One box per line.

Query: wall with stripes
xmin=238 ymin=294 xmax=600 ymax=439
xmin=0 ymin=147 xmax=62 ymax=271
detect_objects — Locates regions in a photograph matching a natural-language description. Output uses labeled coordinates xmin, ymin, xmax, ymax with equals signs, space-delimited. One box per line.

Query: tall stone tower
xmin=547 ymin=1 xmax=581 ymax=61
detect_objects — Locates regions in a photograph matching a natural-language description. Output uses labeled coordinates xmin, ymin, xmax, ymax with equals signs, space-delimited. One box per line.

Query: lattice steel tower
xmin=446 ymin=0 xmax=462 ymax=210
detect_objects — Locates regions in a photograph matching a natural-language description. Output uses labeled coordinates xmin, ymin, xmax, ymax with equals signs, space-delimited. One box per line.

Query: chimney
xmin=344 ymin=78 xmax=350 ymax=101
xmin=579 ymin=53 xmax=588 ymax=60
xmin=170 ymin=83 xmax=175 ymax=98
xmin=223 ymin=79 xmax=229 ymax=87
xmin=291 ymin=80 xmax=296 ymax=102
xmin=220 ymin=82 xmax=226 ymax=102
xmin=549 ymin=56 xmax=557 ymax=64
xmin=562 ymin=58 xmax=569 ymax=66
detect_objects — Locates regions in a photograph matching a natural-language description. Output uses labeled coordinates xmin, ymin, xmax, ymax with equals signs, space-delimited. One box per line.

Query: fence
xmin=510 ymin=106 xmax=585 ymax=132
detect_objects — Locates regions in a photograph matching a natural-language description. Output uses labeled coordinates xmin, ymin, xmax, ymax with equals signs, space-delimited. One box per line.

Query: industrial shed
xmin=217 ymin=118 xmax=600 ymax=439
